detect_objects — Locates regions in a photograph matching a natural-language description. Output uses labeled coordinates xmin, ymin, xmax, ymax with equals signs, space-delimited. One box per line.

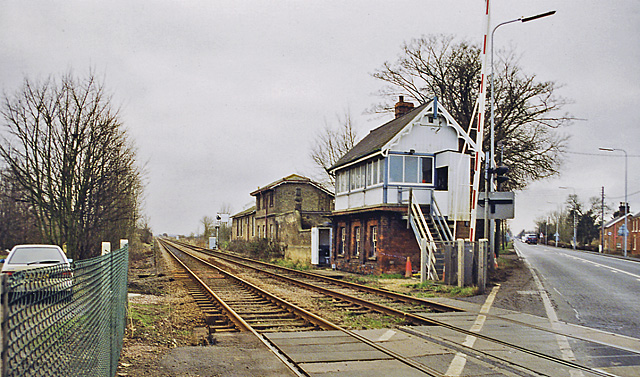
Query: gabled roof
xmin=604 ymin=213 xmax=633 ymax=228
xmin=231 ymin=206 xmax=256 ymax=219
xmin=330 ymin=103 xmax=428 ymax=171
xmin=249 ymin=174 xmax=333 ymax=197
xmin=329 ymin=98 xmax=477 ymax=172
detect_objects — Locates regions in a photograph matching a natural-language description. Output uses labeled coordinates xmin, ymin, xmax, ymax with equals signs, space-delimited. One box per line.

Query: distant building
xmin=329 ymin=97 xmax=476 ymax=276
xmin=230 ymin=206 xmax=256 ymax=242
xmin=602 ymin=203 xmax=638 ymax=255
xmin=231 ymin=174 xmax=334 ymax=264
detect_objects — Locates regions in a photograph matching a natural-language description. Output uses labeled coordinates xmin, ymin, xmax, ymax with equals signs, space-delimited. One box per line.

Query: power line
xmin=607 ymin=190 xmax=640 ymax=200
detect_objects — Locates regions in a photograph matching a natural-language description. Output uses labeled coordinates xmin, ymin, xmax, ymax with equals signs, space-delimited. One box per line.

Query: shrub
xmin=227 ymin=238 xmax=284 ymax=260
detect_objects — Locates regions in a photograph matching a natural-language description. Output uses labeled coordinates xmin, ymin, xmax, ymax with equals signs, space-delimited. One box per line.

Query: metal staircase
xmin=407 ymin=190 xmax=453 ymax=282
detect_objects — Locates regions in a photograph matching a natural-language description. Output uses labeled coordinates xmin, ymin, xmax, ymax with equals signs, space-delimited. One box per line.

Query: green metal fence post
xmin=1 ymin=274 xmax=8 ymax=377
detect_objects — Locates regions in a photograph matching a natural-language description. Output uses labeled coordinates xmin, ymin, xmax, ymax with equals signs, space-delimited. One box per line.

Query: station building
xmin=231 ymin=174 xmax=334 ymax=264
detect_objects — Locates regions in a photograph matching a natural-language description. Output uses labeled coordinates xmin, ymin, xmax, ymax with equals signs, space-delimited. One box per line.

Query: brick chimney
xmin=619 ymin=202 xmax=630 ymax=216
xmin=394 ymin=96 xmax=414 ymax=119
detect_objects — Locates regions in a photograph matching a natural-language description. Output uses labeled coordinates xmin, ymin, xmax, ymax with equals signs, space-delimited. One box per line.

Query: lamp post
xmin=599 ymin=147 xmax=628 ymax=257
xmin=559 ymin=186 xmax=577 ymax=250
xmin=547 ymin=201 xmax=561 ymax=247
xmin=489 ymin=10 xmax=555 ymax=255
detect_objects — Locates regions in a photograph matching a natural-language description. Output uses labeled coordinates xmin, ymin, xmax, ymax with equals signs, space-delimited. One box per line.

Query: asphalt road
xmin=514 ymin=240 xmax=640 ymax=339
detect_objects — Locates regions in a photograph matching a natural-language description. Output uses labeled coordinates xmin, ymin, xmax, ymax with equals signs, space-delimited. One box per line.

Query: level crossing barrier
xmin=0 ymin=246 xmax=129 ymax=377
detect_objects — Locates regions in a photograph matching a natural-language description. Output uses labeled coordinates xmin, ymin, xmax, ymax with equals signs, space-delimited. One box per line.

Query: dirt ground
xmin=117 ymin=245 xmax=546 ymax=376
xmin=457 ymin=250 xmax=547 ymax=318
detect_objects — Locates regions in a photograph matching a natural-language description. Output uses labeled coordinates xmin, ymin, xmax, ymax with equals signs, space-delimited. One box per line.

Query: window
xmin=269 ymin=192 xmax=274 ymax=207
xmin=354 ymin=226 xmax=361 ymax=256
xmin=436 ymin=166 xmax=448 ymax=190
xmin=421 ymin=157 xmax=433 ymax=184
xmin=338 ymin=160 xmax=383 ymax=194
xmin=338 ymin=227 xmax=346 ymax=255
xmin=336 ymin=170 xmax=349 ymax=193
xmin=350 ymin=165 xmax=365 ymax=191
xmin=373 ymin=159 xmax=380 ymax=185
xmin=405 ymin=157 xmax=419 ymax=183
xmin=389 ymin=155 xmax=434 ymax=184
xmin=369 ymin=226 xmax=377 ymax=258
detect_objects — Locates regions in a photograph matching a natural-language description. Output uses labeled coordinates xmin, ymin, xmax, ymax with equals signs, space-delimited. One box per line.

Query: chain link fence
xmin=1 ymin=246 xmax=129 ymax=377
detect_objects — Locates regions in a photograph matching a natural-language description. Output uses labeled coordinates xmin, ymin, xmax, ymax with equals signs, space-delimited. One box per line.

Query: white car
xmin=1 ymin=244 xmax=73 ymax=303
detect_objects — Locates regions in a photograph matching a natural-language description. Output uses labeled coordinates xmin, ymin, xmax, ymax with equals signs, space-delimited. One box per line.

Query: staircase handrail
xmin=430 ymin=194 xmax=454 ymax=243
xmin=408 ymin=190 xmax=439 ymax=281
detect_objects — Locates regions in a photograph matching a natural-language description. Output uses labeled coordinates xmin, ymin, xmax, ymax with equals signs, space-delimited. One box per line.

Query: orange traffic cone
xmin=405 ymin=256 xmax=412 ymax=278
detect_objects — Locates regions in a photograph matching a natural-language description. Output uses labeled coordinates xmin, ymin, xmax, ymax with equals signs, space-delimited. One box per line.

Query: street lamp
xmin=559 ymin=186 xmax=577 ymax=250
xmin=489 ymin=10 xmax=555 ymax=255
xmin=599 ymin=147 xmax=628 ymax=257
xmin=546 ymin=201 xmax=561 ymax=247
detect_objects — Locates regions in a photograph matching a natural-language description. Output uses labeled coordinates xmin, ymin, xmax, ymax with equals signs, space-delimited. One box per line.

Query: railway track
xmin=158 ymin=238 xmax=624 ymax=377
xmin=158 ymin=239 xmax=445 ymax=376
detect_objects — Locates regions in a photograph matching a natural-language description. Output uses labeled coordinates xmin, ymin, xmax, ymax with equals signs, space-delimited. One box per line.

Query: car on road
xmin=1 ymin=244 xmax=73 ymax=303
xmin=524 ymin=234 xmax=538 ymax=244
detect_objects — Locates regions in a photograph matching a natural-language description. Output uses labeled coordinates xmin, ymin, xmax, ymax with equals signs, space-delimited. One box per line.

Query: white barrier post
xmin=101 ymin=242 xmax=111 ymax=256
xmin=478 ymin=239 xmax=488 ymax=294
xmin=457 ymin=239 xmax=465 ymax=287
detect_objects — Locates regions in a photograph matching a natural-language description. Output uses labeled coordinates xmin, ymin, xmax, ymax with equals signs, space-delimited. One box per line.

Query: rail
xmin=159 ymin=239 xmax=445 ymax=376
xmin=167 ymin=239 xmax=626 ymax=377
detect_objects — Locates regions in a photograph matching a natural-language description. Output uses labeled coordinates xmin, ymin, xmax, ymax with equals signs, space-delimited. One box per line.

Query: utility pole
xmin=601 ymin=186 xmax=605 ymax=253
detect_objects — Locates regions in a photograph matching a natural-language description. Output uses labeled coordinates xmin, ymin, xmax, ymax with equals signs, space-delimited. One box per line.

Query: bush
xmin=227 ymin=238 xmax=284 ymax=260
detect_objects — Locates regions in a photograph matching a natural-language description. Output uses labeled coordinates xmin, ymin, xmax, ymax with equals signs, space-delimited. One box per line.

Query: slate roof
xmin=603 ymin=212 xmax=636 ymax=228
xmin=231 ymin=206 xmax=256 ymax=219
xmin=330 ymin=102 xmax=428 ymax=172
xmin=249 ymin=174 xmax=333 ymax=197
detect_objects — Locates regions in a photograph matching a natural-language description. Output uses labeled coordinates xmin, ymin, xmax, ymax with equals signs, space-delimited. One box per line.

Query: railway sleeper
xmin=248 ymin=320 xmax=310 ymax=328
xmin=225 ymin=301 xmax=270 ymax=307
xmin=210 ymin=327 xmax=238 ymax=333
xmin=222 ymin=297 xmax=265 ymax=304
xmin=268 ymin=326 xmax=320 ymax=332
xmin=204 ymin=315 xmax=230 ymax=324
xmin=234 ymin=309 xmax=290 ymax=316
xmin=346 ymin=307 xmax=371 ymax=314
xmin=239 ymin=313 xmax=297 ymax=320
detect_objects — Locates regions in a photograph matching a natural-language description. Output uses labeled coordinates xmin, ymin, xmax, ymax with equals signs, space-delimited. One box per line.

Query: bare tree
xmin=0 ymin=169 xmax=42 ymax=248
xmin=0 ymin=72 xmax=144 ymax=260
xmin=200 ymin=216 xmax=215 ymax=240
xmin=218 ymin=202 xmax=232 ymax=216
xmin=372 ymin=34 xmax=573 ymax=190
xmin=309 ymin=111 xmax=359 ymax=187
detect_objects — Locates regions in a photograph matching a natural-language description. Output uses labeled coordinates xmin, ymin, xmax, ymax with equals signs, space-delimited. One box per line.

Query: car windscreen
xmin=7 ymin=248 xmax=65 ymax=264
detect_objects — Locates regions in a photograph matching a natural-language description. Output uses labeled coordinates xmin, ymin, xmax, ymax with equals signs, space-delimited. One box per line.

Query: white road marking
xmin=515 ymin=244 xmax=584 ymax=377
xmin=560 ymin=252 xmax=640 ymax=279
xmin=376 ymin=329 xmax=396 ymax=342
xmin=445 ymin=284 xmax=500 ymax=376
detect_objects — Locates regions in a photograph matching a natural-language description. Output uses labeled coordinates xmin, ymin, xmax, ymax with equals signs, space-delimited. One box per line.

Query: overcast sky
xmin=1 ymin=1 xmax=638 ymax=236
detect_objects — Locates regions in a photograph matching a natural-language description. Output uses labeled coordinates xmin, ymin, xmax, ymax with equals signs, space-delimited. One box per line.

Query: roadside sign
xmin=618 ymin=225 xmax=629 ymax=236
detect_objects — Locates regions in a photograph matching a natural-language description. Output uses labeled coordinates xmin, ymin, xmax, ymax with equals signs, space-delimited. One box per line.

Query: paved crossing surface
xmin=264 ymin=297 xmax=640 ymax=376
